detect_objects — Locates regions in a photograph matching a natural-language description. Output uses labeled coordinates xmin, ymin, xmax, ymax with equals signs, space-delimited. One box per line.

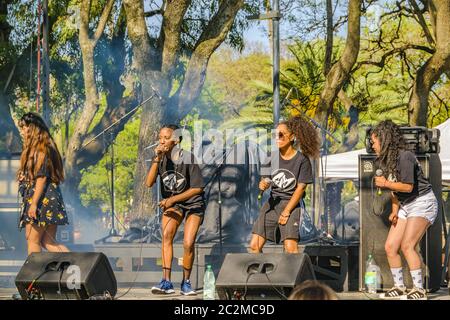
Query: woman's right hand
xmin=259 ymin=179 xmax=270 ymax=191
xmin=154 ymin=144 xmax=168 ymax=158
xmin=28 ymin=204 xmax=38 ymax=220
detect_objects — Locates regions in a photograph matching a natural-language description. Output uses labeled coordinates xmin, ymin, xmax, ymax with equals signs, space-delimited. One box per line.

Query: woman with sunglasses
xmin=372 ymin=120 xmax=438 ymax=300
xmin=250 ymin=116 xmax=320 ymax=253
xmin=17 ymin=112 xmax=70 ymax=255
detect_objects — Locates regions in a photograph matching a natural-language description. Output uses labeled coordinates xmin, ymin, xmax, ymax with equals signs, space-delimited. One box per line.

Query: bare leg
xmin=284 ymin=239 xmax=299 ymax=253
xmin=401 ymin=217 xmax=430 ymax=270
xmin=384 ymin=218 xmax=407 ymax=268
xmin=182 ymin=214 xmax=202 ymax=281
xmin=161 ymin=209 xmax=182 ymax=280
xmin=25 ymin=224 xmax=45 ymax=255
xmin=249 ymin=234 xmax=266 ymax=253
xmin=41 ymin=225 xmax=70 ymax=252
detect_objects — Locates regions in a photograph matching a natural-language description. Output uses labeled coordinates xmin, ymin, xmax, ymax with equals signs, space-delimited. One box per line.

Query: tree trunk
xmin=129 ymin=77 xmax=163 ymax=221
xmin=124 ymin=0 xmax=244 ymax=222
xmin=408 ymin=0 xmax=450 ymax=126
xmin=123 ymin=0 xmax=165 ymax=221
xmin=63 ymin=0 xmax=115 ymax=209
xmin=316 ymin=0 xmax=361 ymax=126
xmin=324 ymin=0 xmax=333 ymax=75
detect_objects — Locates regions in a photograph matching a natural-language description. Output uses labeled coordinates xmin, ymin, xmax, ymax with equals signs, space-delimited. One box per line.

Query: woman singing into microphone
xmin=146 ymin=124 xmax=205 ymax=296
xmin=372 ymin=120 xmax=438 ymax=300
xmin=250 ymin=116 xmax=320 ymax=253
xmin=17 ymin=112 xmax=70 ymax=255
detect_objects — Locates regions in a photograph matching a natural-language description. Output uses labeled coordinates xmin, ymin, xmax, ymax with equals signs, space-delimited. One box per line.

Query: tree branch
xmin=145 ymin=9 xmax=163 ymax=18
xmin=93 ymin=0 xmax=116 ymax=44
xmin=160 ymin=0 xmax=191 ymax=78
xmin=175 ymin=0 xmax=244 ymax=121
xmin=409 ymin=0 xmax=435 ymax=45
xmin=355 ymin=44 xmax=435 ymax=70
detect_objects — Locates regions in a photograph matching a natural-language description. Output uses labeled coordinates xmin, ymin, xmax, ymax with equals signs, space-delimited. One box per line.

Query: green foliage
xmin=79 ymin=116 xmax=140 ymax=216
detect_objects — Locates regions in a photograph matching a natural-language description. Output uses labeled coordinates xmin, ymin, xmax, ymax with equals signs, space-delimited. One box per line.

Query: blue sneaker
xmin=180 ymin=279 xmax=197 ymax=296
xmin=151 ymin=279 xmax=175 ymax=294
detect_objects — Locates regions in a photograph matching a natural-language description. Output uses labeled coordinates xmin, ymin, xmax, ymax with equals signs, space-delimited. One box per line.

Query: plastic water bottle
xmin=203 ymin=264 xmax=216 ymax=300
xmin=365 ymin=254 xmax=380 ymax=293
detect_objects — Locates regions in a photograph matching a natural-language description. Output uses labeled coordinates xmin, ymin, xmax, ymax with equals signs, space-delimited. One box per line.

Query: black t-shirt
xmin=158 ymin=149 xmax=205 ymax=209
xmin=264 ymin=151 xmax=313 ymax=200
xmin=392 ymin=150 xmax=432 ymax=204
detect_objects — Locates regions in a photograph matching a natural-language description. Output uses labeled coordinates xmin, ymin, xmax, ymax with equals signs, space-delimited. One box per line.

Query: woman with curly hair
xmin=249 ymin=115 xmax=320 ymax=253
xmin=372 ymin=120 xmax=438 ymax=300
xmin=17 ymin=112 xmax=70 ymax=255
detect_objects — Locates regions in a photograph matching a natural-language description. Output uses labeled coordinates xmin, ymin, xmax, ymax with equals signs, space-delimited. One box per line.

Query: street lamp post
xmin=247 ymin=1 xmax=282 ymax=127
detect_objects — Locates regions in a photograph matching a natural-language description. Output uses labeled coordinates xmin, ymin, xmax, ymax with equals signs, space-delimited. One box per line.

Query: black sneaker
xmin=379 ymin=286 xmax=407 ymax=299
xmin=402 ymin=287 xmax=427 ymax=300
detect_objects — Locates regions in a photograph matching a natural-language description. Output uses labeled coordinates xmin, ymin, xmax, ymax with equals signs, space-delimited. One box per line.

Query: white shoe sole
xmin=151 ymin=287 xmax=175 ymax=294
xmin=180 ymin=291 xmax=197 ymax=296
xmin=379 ymin=293 xmax=405 ymax=300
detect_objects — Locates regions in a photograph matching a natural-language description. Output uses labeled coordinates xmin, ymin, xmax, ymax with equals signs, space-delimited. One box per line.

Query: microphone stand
xmin=80 ymin=94 xmax=158 ymax=244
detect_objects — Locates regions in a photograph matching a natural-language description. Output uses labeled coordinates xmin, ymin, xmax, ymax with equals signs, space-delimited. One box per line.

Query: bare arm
xmin=391 ymin=192 xmax=400 ymax=214
xmin=145 ymin=160 xmax=160 ymax=188
xmin=160 ymin=187 xmax=203 ymax=210
xmin=170 ymin=188 xmax=203 ymax=204
xmin=390 ymin=192 xmax=400 ymax=226
xmin=375 ymin=176 xmax=413 ymax=193
xmin=278 ymin=183 xmax=307 ymax=225
xmin=27 ymin=177 xmax=47 ymax=219
xmin=145 ymin=145 xmax=168 ymax=188
xmin=385 ymin=180 xmax=413 ymax=193
xmin=283 ymin=183 xmax=307 ymax=215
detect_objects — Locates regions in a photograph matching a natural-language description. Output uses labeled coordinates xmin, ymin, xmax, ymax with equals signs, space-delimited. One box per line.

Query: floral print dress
xmin=19 ymin=157 xmax=69 ymax=229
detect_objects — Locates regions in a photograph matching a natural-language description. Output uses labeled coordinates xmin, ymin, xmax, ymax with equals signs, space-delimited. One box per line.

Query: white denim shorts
xmin=397 ymin=190 xmax=438 ymax=224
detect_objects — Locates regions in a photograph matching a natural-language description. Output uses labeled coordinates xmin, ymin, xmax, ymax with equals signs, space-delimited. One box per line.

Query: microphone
xmin=258 ymin=178 xmax=272 ymax=201
xmin=375 ymin=169 xmax=383 ymax=196
xmin=144 ymin=142 xmax=158 ymax=150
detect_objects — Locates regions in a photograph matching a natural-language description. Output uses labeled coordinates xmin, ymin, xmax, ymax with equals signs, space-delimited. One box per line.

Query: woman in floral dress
xmin=17 ymin=112 xmax=70 ymax=255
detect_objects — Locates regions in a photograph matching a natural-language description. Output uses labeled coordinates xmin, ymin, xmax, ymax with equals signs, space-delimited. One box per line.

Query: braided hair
xmin=281 ymin=115 xmax=321 ymax=159
xmin=371 ymin=120 xmax=405 ymax=179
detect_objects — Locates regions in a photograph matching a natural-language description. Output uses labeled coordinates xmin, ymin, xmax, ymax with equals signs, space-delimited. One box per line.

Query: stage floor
xmin=0 ymin=287 xmax=449 ymax=300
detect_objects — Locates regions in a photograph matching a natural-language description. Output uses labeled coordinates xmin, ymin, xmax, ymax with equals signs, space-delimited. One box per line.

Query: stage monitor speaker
xmin=359 ymin=153 xmax=442 ymax=292
xmin=216 ymin=253 xmax=316 ymax=300
xmin=15 ymin=252 xmax=117 ymax=300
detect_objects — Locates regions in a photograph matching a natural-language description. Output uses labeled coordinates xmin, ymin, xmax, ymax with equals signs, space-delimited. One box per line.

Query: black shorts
xmin=252 ymin=197 xmax=301 ymax=243
xmin=169 ymin=203 xmax=205 ymax=225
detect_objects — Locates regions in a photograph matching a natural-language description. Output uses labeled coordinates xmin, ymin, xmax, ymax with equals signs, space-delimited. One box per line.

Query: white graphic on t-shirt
xmin=272 ymin=169 xmax=297 ymax=191
xmin=161 ymin=171 xmax=187 ymax=193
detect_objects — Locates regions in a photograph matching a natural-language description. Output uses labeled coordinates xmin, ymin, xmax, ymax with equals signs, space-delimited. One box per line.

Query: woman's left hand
xmin=278 ymin=212 xmax=290 ymax=225
xmin=375 ymin=176 xmax=387 ymax=188
xmin=28 ymin=204 xmax=38 ymax=220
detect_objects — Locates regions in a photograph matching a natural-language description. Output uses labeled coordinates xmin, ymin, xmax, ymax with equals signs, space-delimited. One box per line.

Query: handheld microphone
xmin=144 ymin=142 xmax=158 ymax=150
xmin=375 ymin=169 xmax=383 ymax=196
xmin=258 ymin=178 xmax=272 ymax=201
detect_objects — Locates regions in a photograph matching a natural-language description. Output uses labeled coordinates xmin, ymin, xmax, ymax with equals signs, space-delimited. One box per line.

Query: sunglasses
xmin=276 ymin=132 xmax=290 ymax=139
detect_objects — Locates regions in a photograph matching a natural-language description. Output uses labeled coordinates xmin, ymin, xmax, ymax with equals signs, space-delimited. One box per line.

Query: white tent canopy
xmin=319 ymin=118 xmax=450 ymax=182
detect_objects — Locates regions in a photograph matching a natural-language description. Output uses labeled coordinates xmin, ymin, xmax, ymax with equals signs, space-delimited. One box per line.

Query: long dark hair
xmin=371 ymin=120 xmax=405 ymax=179
xmin=18 ymin=112 xmax=64 ymax=183
xmin=281 ymin=115 xmax=321 ymax=159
